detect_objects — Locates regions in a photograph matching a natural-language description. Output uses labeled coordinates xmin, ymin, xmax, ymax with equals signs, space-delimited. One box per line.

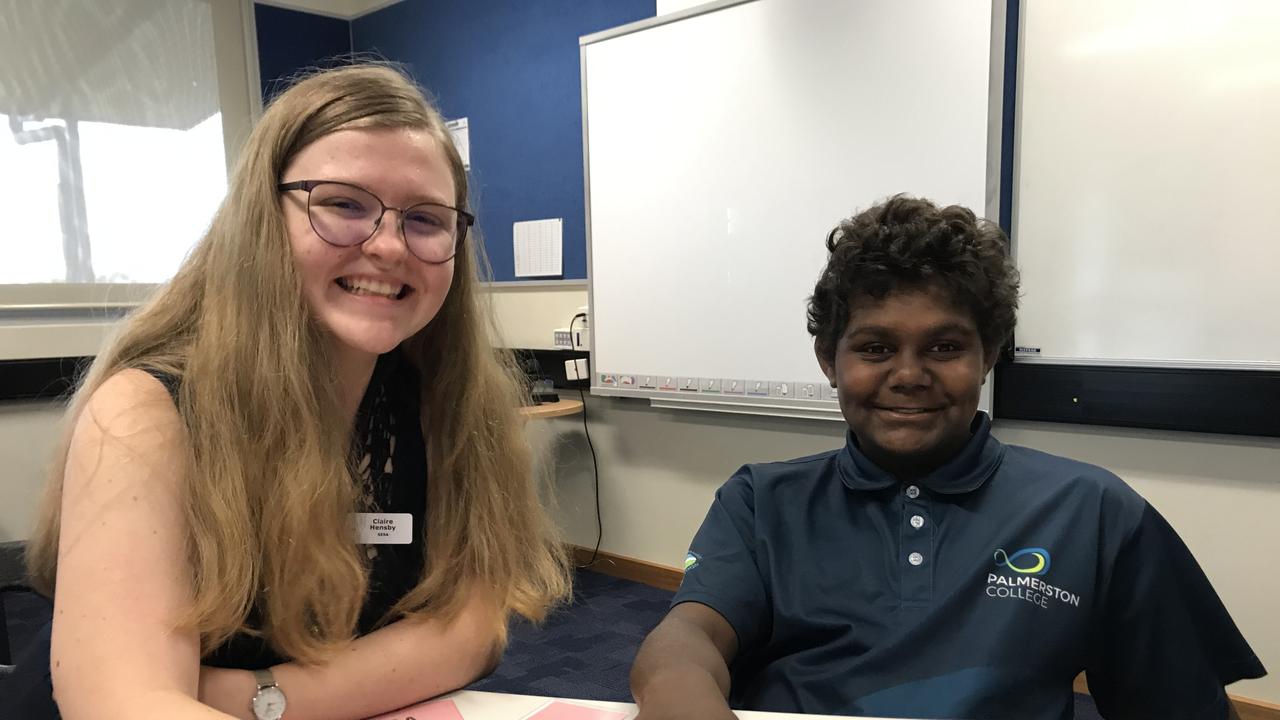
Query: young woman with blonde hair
xmin=9 ymin=63 xmax=570 ymax=719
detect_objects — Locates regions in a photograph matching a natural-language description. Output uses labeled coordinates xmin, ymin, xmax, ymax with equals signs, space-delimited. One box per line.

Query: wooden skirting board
xmin=570 ymin=545 xmax=683 ymax=592
xmin=1073 ymin=674 xmax=1278 ymax=720
xmin=571 ymin=545 xmax=1277 ymax=719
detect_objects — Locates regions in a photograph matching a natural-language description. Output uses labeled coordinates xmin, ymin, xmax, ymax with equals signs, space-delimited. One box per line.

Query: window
xmin=0 ymin=0 xmax=260 ymax=360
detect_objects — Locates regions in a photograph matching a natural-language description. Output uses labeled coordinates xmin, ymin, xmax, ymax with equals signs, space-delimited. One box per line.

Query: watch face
xmin=251 ymin=686 xmax=286 ymax=720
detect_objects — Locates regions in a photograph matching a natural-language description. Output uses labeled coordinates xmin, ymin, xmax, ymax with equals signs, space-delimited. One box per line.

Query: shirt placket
xmin=900 ymin=483 xmax=934 ymax=611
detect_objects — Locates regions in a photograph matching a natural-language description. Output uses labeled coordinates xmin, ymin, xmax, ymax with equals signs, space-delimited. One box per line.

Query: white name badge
xmin=353 ymin=513 xmax=413 ymax=545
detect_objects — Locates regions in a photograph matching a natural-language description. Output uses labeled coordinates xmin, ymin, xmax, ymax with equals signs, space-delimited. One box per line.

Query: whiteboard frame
xmin=992 ymin=0 xmax=1280 ymax=437
xmin=1006 ymin=0 xmax=1280 ymax=372
xmin=580 ymin=0 xmax=1008 ymax=418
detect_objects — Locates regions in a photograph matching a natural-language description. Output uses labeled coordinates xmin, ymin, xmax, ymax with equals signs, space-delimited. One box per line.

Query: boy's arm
xmin=631 ymin=602 xmax=740 ymax=720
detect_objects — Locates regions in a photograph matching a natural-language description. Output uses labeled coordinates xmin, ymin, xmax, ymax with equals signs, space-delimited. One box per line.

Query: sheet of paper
xmin=445 ymin=117 xmax=470 ymax=169
xmin=365 ymin=697 xmax=465 ymax=720
xmin=513 ymin=218 xmax=563 ymax=278
xmin=520 ymin=700 xmax=630 ymax=720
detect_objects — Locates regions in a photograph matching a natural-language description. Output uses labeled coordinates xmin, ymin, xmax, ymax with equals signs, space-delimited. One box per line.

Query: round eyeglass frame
xmin=278 ymin=179 xmax=475 ymax=264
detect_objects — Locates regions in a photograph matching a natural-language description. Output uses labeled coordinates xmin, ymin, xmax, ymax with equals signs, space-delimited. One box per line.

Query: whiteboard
xmin=1013 ymin=0 xmax=1280 ymax=370
xmin=582 ymin=0 xmax=997 ymax=416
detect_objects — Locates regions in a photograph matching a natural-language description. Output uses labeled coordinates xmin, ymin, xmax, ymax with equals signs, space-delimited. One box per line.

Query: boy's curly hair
xmin=807 ymin=195 xmax=1020 ymax=360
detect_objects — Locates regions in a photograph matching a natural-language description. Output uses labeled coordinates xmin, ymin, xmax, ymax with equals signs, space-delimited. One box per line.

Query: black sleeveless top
xmin=152 ymin=351 xmax=429 ymax=669
xmin=0 ymin=353 xmax=429 ymax=719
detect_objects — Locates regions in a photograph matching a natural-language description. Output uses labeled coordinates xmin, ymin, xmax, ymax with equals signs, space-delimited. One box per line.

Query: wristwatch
xmin=250 ymin=667 xmax=287 ymax=720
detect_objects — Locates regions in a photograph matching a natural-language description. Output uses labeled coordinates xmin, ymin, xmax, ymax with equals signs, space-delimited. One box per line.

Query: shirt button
xmin=910 ymin=515 xmax=925 ymax=529
xmin=908 ymin=552 xmax=924 ymax=566
xmin=905 ymin=485 xmax=920 ymax=499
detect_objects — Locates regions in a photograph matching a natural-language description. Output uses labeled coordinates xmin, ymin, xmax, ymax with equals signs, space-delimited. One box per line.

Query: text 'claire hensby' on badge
xmin=353 ymin=513 xmax=413 ymax=544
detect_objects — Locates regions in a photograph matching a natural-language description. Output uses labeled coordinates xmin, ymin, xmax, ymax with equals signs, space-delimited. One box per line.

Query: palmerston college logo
xmin=683 ymin=551 xmax=701 ymax=572
xmin=986 ymin=547 xmax=1081 ymax=609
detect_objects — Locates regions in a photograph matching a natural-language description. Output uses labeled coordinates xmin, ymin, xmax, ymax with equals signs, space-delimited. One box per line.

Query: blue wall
xmin=254 ymin=4 xmax=352 ymax=104
xmin=352 ymin=0 xmax=656 ymax=281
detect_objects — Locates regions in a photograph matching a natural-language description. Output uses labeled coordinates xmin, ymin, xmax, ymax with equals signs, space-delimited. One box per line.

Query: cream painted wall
xmin=0 ymin=282 xmax=588 ymax=542
xmin=2 ymin=281 xmax=1275 ymax=700
xmin=533 ymin=393 xmax=846 ymax=562
xmin=256 ymin=0 xmax=402 ymax=21
xmin=991 ymin=421 xmax=1280 ymax=702
xmin=486 ymin=284 xmax=589 ymax=350
xmin=583 ymin=0 xmax=1280 ymax=700
xmin=540 ymin=390 xmax=1280 ymax=702
xmin=0 ymin=401 xmax=64 ymax=543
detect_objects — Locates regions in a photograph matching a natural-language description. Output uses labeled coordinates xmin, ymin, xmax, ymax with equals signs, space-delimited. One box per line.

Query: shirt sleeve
xmin=671 ymin=468 xmax=770 ymax=651
xmin=1086 ymin=502 xmax=1266 ymax=720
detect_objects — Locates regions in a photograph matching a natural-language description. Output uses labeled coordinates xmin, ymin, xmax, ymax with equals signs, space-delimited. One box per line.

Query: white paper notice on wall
xmin=445 ymin=117 xmax=470 ymax=169
xmin=513 ymin=218 xmax=563 ymax=278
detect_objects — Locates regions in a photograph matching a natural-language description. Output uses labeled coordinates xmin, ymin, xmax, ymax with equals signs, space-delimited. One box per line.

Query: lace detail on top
xmin=145 ymin=353 xmax=429 ymax=670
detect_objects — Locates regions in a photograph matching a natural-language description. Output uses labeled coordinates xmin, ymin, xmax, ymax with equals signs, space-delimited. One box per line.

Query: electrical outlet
xmin=564 ymin=358 xmax=589 ymax=381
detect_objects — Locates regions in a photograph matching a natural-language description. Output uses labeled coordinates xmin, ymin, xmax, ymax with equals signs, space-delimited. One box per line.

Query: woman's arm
xmin=51 ymin=370 xmax=235 ymax=719
xmin=198 ymin=587 xmax=503 ymax=720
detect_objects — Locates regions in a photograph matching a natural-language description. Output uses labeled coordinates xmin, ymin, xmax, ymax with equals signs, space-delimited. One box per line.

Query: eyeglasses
xmin=278 ymin=180 xmax=474 ymax=264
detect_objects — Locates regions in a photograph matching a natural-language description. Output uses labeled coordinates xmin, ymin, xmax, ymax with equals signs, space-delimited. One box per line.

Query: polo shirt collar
xmin=837 ymin=412 xmax=1005 ymax=495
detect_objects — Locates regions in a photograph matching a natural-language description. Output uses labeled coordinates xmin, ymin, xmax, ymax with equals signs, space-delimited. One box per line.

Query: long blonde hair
xmin=27 ymin=64 xmax=571 ymax=662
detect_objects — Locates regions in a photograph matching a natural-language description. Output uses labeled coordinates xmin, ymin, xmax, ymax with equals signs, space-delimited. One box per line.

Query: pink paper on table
xmin=523 ymin=700 xmax=629 ymax=720
xmin=364 ymin=697 xmax=464 ymax=720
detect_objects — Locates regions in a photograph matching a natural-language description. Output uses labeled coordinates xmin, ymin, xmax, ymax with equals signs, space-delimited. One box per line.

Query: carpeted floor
xmin=468 ymin=568 xmax=673 ymax=701
xmin=3 ymin=566 xmax=1104 ymax=718
xmin=470 ymin=568 xmax=1104 ymax=720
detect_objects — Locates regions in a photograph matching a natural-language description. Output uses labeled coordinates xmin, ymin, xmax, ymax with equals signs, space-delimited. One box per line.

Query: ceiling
xmin=255 ymin=0 xmax=404 ymax=21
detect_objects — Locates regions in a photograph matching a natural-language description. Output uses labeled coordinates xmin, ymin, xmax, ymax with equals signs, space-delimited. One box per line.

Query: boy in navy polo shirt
xmin=629 ymin=196 xmax=1265 ymax=720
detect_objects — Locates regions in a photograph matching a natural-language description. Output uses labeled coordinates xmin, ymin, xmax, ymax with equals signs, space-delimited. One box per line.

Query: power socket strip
xmin=553 ymin=328 xmax=589 ymax=350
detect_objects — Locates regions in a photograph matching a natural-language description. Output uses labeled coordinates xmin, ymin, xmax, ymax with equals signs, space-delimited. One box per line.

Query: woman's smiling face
xmin=280 ymin=126 xmax=458 ymax=360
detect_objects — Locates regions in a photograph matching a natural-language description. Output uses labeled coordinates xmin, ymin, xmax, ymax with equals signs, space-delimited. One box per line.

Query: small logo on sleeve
xmin=683 ymin=551 xmax=701 ymax=572
xmin=986 ymin=546 xmax=1081 ymax=609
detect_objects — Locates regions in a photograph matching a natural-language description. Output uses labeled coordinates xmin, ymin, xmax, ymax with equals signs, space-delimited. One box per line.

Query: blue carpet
xmin=468 ymin=568 xmax=673 ymax=701
xmin=3 ymin=567 xmax=1104 ymax=719
xmin=471 ymin=568 xmax=1104 ymax=720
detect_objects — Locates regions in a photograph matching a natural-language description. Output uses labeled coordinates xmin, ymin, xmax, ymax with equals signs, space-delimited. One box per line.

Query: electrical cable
xmin=567 ymin=312 xmax=602 ymax=568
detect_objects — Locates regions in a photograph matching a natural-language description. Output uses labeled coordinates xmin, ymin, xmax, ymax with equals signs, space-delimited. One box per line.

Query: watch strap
xmin=253 ymin=667 xmax=277 ymax=690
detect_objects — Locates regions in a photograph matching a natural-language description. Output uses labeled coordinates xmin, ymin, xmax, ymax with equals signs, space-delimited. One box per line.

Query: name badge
xmin=353 ymin=513 xmax=413 ymax=544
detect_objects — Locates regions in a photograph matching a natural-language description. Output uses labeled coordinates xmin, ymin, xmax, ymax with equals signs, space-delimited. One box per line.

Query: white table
xmin=435 ymin=689 xmax=902 ymax=720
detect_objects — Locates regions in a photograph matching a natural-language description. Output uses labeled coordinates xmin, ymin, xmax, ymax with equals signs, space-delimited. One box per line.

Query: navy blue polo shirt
xmin=674 ymin=413 xmax=1265 ymax=720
